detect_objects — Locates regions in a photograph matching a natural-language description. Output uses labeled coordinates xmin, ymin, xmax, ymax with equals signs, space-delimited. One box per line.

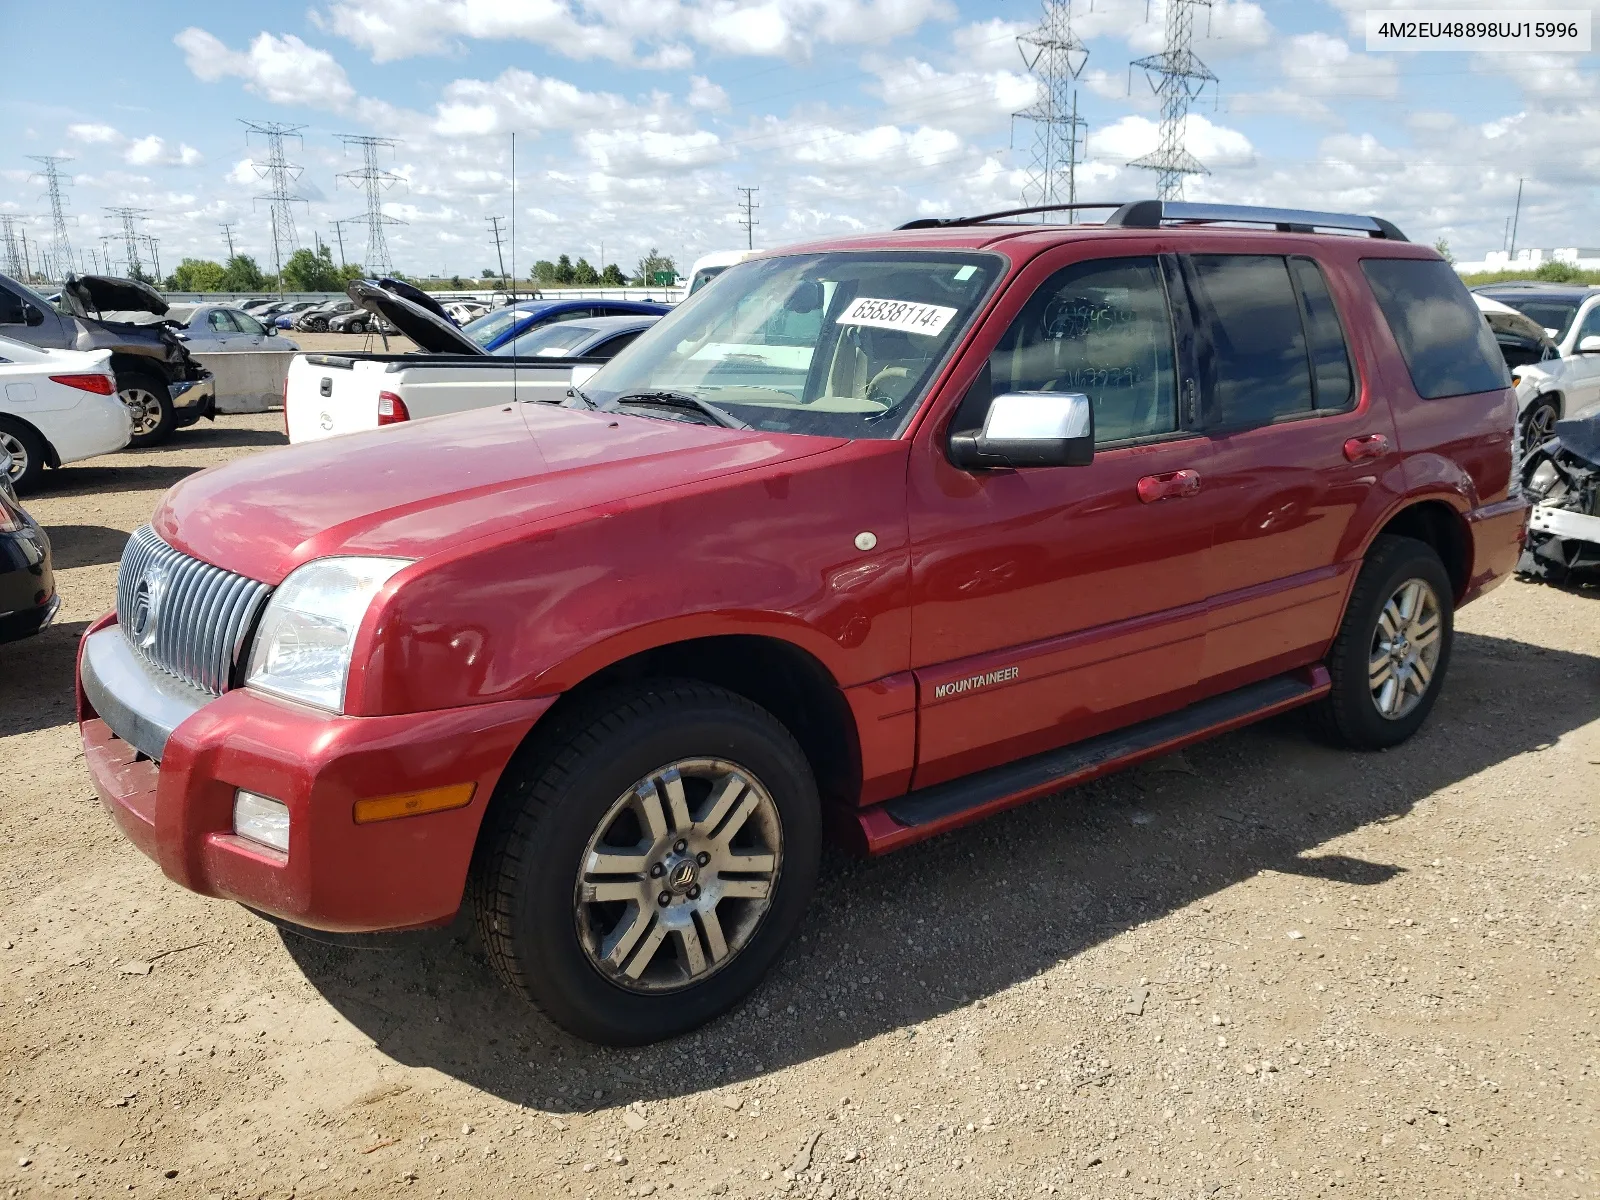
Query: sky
xmin=0 ymin=0 xmax=1596 ymax=280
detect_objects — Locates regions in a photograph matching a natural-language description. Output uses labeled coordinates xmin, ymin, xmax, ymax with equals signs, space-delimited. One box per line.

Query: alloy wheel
xmin=0 ymin=430 xmax=26 ymax=483
xmin=121 ymin=388 xmax=164 ymax=437
xmin=1524 ymin=401 xmax=1558 ymax=448
xmin=574 ymin=758 xmax=782 ymax=993
xmin=1368 ymin=578 xmax=1443 ymax=720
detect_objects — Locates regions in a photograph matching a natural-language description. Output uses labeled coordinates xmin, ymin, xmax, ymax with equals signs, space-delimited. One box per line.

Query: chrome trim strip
xmin=81 ymin=626 xmax=210 ymax=762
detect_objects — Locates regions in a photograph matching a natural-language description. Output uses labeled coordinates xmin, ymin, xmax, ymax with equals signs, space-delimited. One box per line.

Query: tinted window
xmin=592 ymin=331 xmax=642 ymax=359
xmin=0 ymin=287 xmax=26 ymax=325
xmin=1289 ymin=257 xmax=1355 ymax=411
xmin=1363 ymin=259 xmax=1509 ymax=399
xmin=990 ymin=257 xmax=1178 ymax=444
xmin=1188 ymin=255 xmax=1312 ymax=426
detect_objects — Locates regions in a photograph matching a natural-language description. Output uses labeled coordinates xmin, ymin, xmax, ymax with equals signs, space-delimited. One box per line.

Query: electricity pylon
xmin=1128 ymin=0 xmax=1216 ymax=200
xmin=338 ymin=134 xmax=404 ymax=277
xmin=1013 ymin=1 xmax=1089 ymax=214
xmin=104 ymin=207 xmax=151 ymax=280
xmin=26 ymin=155 xmax=75 ymax=280
xmin=242 ymin=120 xmax=308 ymax=287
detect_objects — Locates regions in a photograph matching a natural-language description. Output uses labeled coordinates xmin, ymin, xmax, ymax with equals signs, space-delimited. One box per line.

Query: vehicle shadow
xmin=170 ymin=426 xmax=288 ymax=450
xmin=34 ymin=463 xmax=200 ymax=498
xmin=0 ymin=618 xmax=89 ymax=737
xmin=44 ymin=524 xmax=127 ymax=569
xmin=278 ymin=630 xmax=1600 ymax=1110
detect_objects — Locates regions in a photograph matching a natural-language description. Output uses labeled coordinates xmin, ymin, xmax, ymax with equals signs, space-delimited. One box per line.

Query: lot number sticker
xmin=837 ymin=296 xmax=957 ymax=337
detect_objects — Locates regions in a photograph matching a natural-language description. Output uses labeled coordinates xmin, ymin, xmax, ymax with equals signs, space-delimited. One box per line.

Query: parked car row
xmin=1470 ymin=281 xmax=1600 ymax=447
xmin=71 ymin=201 xmax=1533 ymax=1050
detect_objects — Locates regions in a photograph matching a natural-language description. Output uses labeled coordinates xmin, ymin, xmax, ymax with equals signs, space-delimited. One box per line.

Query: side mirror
xmin=22 ymin=303 xmax=43 ymax=327
xmin=786 ymin=280 xmax=823 ymax=314
xmin=1578 ymin=335 xmax=1600 ymax=354
xmin=949 ymin=392 xmax=1094 ymax=469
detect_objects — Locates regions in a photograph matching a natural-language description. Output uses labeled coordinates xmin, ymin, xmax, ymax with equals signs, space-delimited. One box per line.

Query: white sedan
xmin=0 ymin=336 xmax=132 ymax=493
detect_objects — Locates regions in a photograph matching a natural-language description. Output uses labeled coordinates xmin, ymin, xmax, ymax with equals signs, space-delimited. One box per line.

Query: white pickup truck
xmin=284 ymin=280 xmax=657 ymax=444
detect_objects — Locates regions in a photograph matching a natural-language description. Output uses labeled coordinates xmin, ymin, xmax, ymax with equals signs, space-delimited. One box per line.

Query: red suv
xmin=78 ymin=201 xmax=1527 ymax=1044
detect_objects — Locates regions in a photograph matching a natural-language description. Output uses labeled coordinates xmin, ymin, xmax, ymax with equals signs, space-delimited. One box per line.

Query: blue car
xmin=462 ymin=297 xmax=670 ymax=353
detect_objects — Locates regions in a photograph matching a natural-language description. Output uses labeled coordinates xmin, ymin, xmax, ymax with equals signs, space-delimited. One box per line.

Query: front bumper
xmin=170 ymin=373 xmax=215 ymax=412
xmin=77 ymin=619 xmax=554 ymax=932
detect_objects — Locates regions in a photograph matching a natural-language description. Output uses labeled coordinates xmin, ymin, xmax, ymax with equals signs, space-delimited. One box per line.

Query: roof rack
xmin=897 ymin=199 xmax=1408 ymax=242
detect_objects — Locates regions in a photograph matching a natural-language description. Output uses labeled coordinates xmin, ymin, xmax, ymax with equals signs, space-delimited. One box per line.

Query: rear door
xmin=907 ymin=250 xmax=1220 ymax=787
xmin=1182 ymin=252 xmax=1400 ymax=693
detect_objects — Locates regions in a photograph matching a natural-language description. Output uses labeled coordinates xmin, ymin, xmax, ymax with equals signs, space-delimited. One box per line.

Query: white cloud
xmin=174 ymin=28 xmax=356 ymax=109
xmin=576 ymin=128 xmax=729 ymax=173
xmin=431 ymin=69 xmax=664 ymax=139
xmin=950 ymin=18 xmax=1032 ymax=71
xmin=318 ymin=0 xmax=955 ymax=63
xmin=1280 ymin=32 xmax=1399 ymax=100
xmin=687 ymin=75 xmax=729 ymax=110
xmin=124 ymin=136 xmax=204 ymax=168
xmin=1090 ymin=113 xmax=1255 ymax=168
xmin=67 ymin=123 xmax=120 ymax=144
xmin=864 ymin=55 xmax=1039 ymax=135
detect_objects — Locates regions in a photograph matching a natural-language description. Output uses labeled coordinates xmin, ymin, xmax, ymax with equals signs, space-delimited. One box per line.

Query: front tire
xmin=471 ymin=680 xmax=820 ymax=1045
xmin=1311 ymin=535 xmax=1454 ymax=749
xmin=120 ymin=372 xmax=177 ymax=447
xmin=1521 ymin=394 xmax=1560 ymax=452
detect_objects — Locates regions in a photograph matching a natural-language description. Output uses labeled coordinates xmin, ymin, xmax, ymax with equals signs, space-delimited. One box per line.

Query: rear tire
xmin=1310 ymin=535 xmax=1454 ymax=750
xmin=0 ymin=417 xmax=48 ymax=494
xmin=470 ymin=680 xmax=820 ymax=1045
xmin=120 ymin=372 xmax=177 ymax=448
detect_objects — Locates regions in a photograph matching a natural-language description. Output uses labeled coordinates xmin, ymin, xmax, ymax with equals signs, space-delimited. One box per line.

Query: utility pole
xmin=338 ymin=134 xmax=405 ymax=277
xmin=100 ymin=235 xmax=117 ymax=276
xmin=143 ymin=235 xmax=162 ymax=283
xmin=104 ymin=207 xmax=150 ymax=280
xmin=737 ymin=186 xmax=759 ymax=250
xmin=486 ymin=215 xmax=508 ymax=282
xmin=1509 ymin=177 xmax=1525 ymax=260
xmin=0 ymin=216 xmax=24 ymax=279
xmin=26 ymin=155 xmax=75 ymax=281
xmin=20 ymin=230 xmax=33 ymax=280
xmin=1013 ymin=1 xmax=1089 ymax=215
xmin=242 ymin=120 xmax=308 ymax=292
xmin=1128 ymin=0 xmax=1217 ymax=201
xmin=220 ymin=221 xmax=237 ymax=260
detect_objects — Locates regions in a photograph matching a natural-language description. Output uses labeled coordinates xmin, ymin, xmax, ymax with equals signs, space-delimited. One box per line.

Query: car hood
xmin=61 ymin=274 xmax=169 ymax=318
xmin=346 ymin=278 xmax=481 ymax=355
xmin=152 ymin=403 xmax=844 ymax=583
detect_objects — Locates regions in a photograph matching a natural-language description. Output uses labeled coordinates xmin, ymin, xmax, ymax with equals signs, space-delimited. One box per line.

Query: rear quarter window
xmin=1361 ymin=258 xmax=1509 ymax=399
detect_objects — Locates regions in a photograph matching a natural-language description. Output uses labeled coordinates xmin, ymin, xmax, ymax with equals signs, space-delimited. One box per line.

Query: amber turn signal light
xmin=353 ymin=782 xmax=476 ymax=825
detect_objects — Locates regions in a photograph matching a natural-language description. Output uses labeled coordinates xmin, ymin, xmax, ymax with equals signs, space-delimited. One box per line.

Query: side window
xmin=988 ymin=256 xmax=1178 ymax=445
xmin=207 ymin=310 xmax=235 ymax=332
xmin=550 ymin=308 xmax=592 ymax=323
xmin=1575 ymin=303 xmax=1600 ymax=346
xmin=1187 ymin=255 xmax=1313 ymax=426
xmin=593 ymin=331 xmax=642 ymax=359
xmin=235 ymin=312 xmax=266 ymax=335
xmin=1289 ymin=257 xmax=1355 ymax=411
xmin=0 ymin=287 xmax=25 ymax=325
xmin=1361 ymin=258 xmax=1508 ymax=399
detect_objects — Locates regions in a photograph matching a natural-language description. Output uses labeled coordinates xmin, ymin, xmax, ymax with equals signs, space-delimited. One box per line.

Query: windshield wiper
xmin=614 ymin=390 xmax=748 ymax=430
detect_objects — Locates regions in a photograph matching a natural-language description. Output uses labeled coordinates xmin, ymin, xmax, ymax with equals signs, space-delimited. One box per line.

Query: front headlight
xmin=245 ymin=556 xmax=411 ymax=713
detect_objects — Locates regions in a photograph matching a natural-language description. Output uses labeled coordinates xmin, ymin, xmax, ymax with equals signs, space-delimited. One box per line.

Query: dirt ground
xmin=1 ymin=413 xmax=1596 ymax=1200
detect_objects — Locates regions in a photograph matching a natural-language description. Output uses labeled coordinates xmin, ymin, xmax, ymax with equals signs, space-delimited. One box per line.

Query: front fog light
xmin=234 ymin=790 xmax=290 ymax=854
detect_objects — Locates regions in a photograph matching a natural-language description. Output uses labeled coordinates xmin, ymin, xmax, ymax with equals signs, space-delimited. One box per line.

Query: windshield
xmin=578 ymin=251 xmax=1002 ymax=439
xmin=494 ymin=323 xmax=600 ymax=357
xmin=464 ymin=304 xmax=543 ymax=347
xmin=1494 ymin=297 xmax=1582 ymax=342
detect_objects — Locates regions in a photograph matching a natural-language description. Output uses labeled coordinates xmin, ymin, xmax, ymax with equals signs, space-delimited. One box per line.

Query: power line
xmin=242 ymin=120 xmax=308 ymax=290
xmin=486 ymin=215 xmax=508 ymax=281
xmin=737 ymin=186 xmax=759 ymax=250
xmin=26 ymin=155 xmax=75 ymax=281
xmin=1013 ymin=1 xmax=1089 ymax=217
xmin=104 ymin=207 xmax=151 ymax=280
xmin=338 ymin=134 xmax=405 ymax=277
xmin=1128 ymin=0 xmax=1217 ymax=201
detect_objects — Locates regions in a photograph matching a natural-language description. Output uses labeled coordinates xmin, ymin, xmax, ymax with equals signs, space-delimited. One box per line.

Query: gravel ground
xmin=1 ymin=414 xmax=1596 ymax=1200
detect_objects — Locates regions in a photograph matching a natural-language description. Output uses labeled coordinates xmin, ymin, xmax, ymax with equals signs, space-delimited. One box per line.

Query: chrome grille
xmin=115 ymin=525 xmax=272 ymax=695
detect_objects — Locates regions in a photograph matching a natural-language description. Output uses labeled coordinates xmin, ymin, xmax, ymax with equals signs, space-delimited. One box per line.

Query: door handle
xmin=1137 ymin=469 xmax=1202 ymax=503
xmin=1342 ymin=433 xmax=1390 ymax=462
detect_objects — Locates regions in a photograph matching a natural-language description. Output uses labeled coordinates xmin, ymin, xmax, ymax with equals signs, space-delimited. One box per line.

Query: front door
xmin=907 ymin=252 xmax=1219 ymax=788
xmin=1560 ymin=300 xmax=1600 ymax=411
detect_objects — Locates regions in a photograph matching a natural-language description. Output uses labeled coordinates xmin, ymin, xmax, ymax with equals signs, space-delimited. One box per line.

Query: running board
xmin=853 ymin=667 xmax=1329 ymax=855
